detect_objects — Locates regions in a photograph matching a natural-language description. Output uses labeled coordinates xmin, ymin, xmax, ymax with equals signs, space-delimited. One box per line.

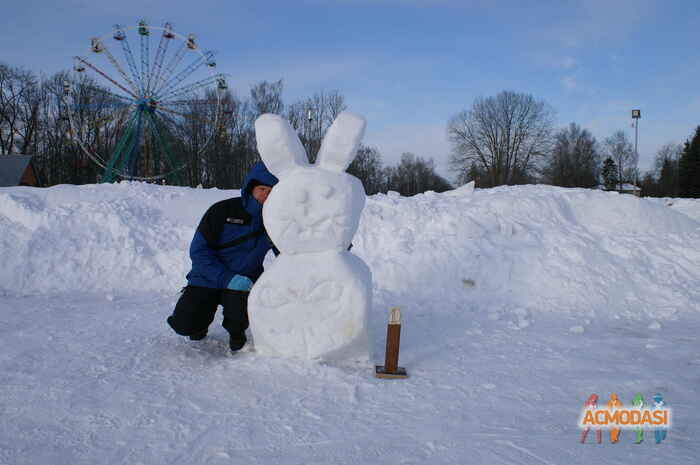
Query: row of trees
xmin=2 ymin=60 xmax=696 ymax=198
xmin=0 ymin=62 xmax=451 ymax=195
xmin=638 ymin=129 xmax=700 ymax=198
xmin=447 ymin=91 xmax=638 ymax=190
xmin=448 ymin=90 xmax=699 ymax=198
xmin=347 ymin=147 xmax=451 ymax=195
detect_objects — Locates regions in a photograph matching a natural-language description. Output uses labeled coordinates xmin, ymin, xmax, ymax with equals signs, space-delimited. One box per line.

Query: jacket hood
xmin=240 ymin=161 xmax=278 ymax=216
xmin=242 ymin=161 xmax=279 ymax=193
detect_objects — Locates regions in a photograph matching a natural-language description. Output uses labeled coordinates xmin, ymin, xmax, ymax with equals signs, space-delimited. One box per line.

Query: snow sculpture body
xmin=249 ymin=112 xmax=371 ymax=360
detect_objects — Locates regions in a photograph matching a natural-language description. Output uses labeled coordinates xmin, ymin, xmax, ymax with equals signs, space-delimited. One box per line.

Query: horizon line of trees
xmin=448 ymin=90 xmax=700 ymax=198
xmin=2 ymin=60 xmax=699 ymax=198
xmin=0 ymin=61 xmax=451 ymax=196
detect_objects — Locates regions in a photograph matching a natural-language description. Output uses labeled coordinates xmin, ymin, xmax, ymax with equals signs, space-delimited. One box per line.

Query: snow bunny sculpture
xmin=248 ymin=112 xmax=372 ymax=360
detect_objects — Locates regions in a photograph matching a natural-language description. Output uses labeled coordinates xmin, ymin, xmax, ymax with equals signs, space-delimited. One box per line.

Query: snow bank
xmin=357 ymin=186 xmax=700 ymax=320
xmin=0 ymin=182 xmax=235 ymax=295
xmin=1 ymin=183 xmax=698 ymax=320
xmin=645 ymin=196 xmax=700 ymax=223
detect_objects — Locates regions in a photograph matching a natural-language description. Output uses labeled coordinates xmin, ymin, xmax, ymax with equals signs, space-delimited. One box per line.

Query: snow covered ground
xmin=1 ymin=182 xmax=699 ymax=464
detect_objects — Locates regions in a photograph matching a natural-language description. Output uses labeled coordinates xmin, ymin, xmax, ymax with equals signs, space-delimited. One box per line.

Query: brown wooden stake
xmin=375 ymin=307 xmax=408 ymax=379
xmin=384 ymin=323 xmax=401 ymax=373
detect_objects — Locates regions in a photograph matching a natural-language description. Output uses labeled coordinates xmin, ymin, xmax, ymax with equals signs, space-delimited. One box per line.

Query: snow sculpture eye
xmin=258 ymin=286 xmax=292 ymax=308
xmin=305 ymin=280 xmax=342 ymax=303
xmin=294 ymin=189 xmax=309 ymax=204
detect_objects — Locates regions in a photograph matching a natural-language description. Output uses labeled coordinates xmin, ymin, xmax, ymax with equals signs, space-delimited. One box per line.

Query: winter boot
xmin=229 ymin=332 xmax=247 ymax=352
xmin=189 ymin=329 xmax=208 ymax=341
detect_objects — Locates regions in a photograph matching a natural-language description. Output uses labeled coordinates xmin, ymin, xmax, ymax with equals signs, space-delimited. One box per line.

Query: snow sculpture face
xmin=255 ymin=112 xmax=367 ymax=254
xmin=263 ymin=169 xmax=365 ymax=253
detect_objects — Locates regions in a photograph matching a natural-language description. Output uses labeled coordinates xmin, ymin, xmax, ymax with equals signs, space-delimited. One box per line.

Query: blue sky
xmin=3 ymin=0 xmax=700 ymax=179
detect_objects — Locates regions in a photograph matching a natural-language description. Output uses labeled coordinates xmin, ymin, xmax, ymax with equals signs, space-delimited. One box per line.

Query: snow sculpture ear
xmin=315 ymin=112 xmax=366 ymax=172
xmin=255 ymin=113 xmax=309 ymax=177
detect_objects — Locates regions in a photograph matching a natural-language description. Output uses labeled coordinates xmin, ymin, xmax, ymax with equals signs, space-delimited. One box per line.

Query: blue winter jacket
xmin=186 ymin=162 xmax=279 ymax=289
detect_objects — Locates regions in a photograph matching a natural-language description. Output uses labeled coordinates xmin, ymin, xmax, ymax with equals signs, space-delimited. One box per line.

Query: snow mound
xmin=0 ymin=183 xmax=235 ymax=294
xmin=1 ymin=183 xmax=698 ymax=321
xmin=646 ymin=196 xmax=700 ymax=223
xmin=357 ymin=185 xmax=699 ymax=320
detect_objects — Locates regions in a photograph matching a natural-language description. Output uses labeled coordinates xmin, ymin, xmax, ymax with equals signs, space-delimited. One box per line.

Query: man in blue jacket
xmin=167 ymin=161 xmax=278 ymax=352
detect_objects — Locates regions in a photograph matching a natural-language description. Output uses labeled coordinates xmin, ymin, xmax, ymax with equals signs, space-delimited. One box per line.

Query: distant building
xmin=596 ymin=183 xmax=641 ymax=197
xmin=0 ymin=154 xmax=43 ymax=187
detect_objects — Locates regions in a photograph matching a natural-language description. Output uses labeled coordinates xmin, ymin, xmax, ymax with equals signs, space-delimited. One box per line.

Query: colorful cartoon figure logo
xmin=578 ymin=392 xmax=670 ymax=444
xmin=580 ymin=394 xmax=601 ymax=444
xmin=632 ymin=393 xmax=644 ymax=444
xmin=653 ymin=393 xmax=667 ymax=444
xmin=607 ymin=393 xmax=622 ymax=443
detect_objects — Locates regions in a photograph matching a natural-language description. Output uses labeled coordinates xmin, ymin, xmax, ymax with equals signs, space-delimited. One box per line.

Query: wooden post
xmin=375 ymin=307 xmax=408 ymax=379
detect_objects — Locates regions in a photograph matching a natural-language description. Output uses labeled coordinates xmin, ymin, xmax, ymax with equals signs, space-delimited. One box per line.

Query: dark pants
xmin=167 ymin=285 xmax=249 ymax=337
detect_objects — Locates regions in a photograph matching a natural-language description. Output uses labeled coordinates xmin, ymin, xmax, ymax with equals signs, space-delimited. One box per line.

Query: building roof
xmin=619 ymin=183 xmax=641 ymax=191
xmin=0 ymin=154 xmax=33 ymax=187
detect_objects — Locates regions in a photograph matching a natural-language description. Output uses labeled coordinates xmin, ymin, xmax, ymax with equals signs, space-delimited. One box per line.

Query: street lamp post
xmin=632 ymin=109 xmax=641 ymax=193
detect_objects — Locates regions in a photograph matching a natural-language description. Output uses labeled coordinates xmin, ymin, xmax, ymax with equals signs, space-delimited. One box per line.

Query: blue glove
xmin=227 ymin=275 xmax=253 ymax=292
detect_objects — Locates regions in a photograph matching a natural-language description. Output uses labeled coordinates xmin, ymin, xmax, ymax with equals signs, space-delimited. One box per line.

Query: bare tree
xmin=385 ymin=153 xmax=452 ymax=196
xmin=250 ymin=80 xmax=284 ymax=116
xmin=448 ymin=90 xmax=554 ymax=187
xmin=325 ymin=90 xmax=346 ymax=122
xmin=1 ymin=60 xmax=359 ymax=189
xmin=654 ymin=142 xmax=682 ymax=175
xmin=603 ymin=130 xmax=637 ymax=188
xmin=347 ymin=145 xmax=384 ymax=194
xmin=0 ymin=63 xmax=41 ymax=155
xmin=542 ymin=123 xmax=600 ymax=187
xmin=286 ymin=90 xmax=346 ymax=163
xmin=17 ymin=77 xmax=41 ymax=155
xmin=35 ymin=71 xmax=83 ymax=184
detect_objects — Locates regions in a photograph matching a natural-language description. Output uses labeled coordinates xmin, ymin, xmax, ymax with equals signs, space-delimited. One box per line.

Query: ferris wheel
xmin=63 ymin=20 xmax=228 ymax=183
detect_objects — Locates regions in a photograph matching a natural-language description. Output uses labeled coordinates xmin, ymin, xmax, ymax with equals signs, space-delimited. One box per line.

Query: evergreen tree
xmin=655 ymin=143 xmax=682 ymax=197
xmin=465 ymin=162 xmax=483 ymax=186
xmin=601 ymin=157 xmax=619 ymax=190
xmin=679 ymin=127 xmax=700 ymax=197
xmin=659 ymin=158 xmax=678 ymax=197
